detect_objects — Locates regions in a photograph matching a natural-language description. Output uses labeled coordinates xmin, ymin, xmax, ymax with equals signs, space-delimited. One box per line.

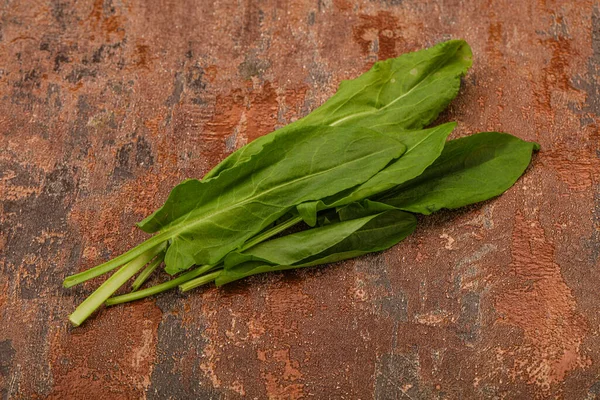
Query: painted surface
xmin=1 ymin=0 xmax=599 ymax=398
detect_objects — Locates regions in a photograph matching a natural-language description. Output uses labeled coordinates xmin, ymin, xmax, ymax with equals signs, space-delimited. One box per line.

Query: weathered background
xmin=1 ymin=0 xmax=599 ymax=398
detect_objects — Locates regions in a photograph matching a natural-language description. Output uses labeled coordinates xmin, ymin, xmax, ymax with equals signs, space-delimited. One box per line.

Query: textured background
xmin=1 ymin=0 xmax=599 ymax=398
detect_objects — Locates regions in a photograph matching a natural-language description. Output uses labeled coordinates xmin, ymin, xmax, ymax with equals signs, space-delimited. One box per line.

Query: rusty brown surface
xmin=1 ymin=0 xmax=599 ymax=398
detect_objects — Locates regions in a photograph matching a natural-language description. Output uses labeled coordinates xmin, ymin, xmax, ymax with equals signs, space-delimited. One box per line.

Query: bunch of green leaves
xmin=63 ymin=39 xmax=538 ymax=327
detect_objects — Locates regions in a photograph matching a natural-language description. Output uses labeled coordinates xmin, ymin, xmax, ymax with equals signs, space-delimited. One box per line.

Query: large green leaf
xmin=204 ymin=39 xmax=472 ymax=181
xmin=377 ymin=132 xmax=540 ymax=214
xmin=343 ymin=122 xmax=456 ymax=203
xmin=138 ymin=40 xmax=471 ymax=234
xmin=138 ymin=125 xmax=407 ymax=274
xmin=297 ymin=122 xmax=456 ymax=226
xmin=216 ymin=208 xmax=416 ymax=286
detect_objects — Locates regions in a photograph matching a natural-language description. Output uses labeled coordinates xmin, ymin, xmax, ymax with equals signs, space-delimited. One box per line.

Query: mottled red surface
xmin=1 ymin=0 xmax=599 ymax=398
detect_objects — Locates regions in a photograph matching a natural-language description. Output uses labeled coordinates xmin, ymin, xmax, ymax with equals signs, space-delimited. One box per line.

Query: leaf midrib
xmin=329 ymin=54 xmax=456 ymax=127
xmin=164 ymin=145 xmax=402 ymax=240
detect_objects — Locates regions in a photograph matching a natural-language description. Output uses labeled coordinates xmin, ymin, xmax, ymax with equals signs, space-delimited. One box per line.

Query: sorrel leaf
xmin=139 ymin=125 xmax=407 ymax=274
xmin=377 ymin=132 xmax=540 ymax=214
xmin=203 ymin=39 xmax=472 ymax=181
xmin=297 ymin=122 xmax=456 ymax=226
xmin=216 ymin=209 xmax=416 ymax=285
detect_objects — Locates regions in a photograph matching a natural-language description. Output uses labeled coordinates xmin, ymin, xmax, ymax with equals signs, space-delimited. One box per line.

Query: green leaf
xmin=139 ymin=40 xmax=470 ymax=232
xmin=138 ymin=125 xmax=407 ymax=274
xmin=378 ymin=132 xmax=540 ymax=214
xmin=216 ymin=209 xmax=416 ymax=286
xmin=223 ymin=213 xmax=382 ymax=268
xmin=137 ymin=179 xmax=202 ymax=233
xmin=296 ymin=122 xmax=456 ymax=225
xmin=203 ymin=39 xmax=472 ymax=181
xmin=343 ymin=122 xmax=456 ymax=202
xmin=336 ymin=199 xmax=399 ymax=221
xmin=303 ymin=40 xmax=471 ymax=129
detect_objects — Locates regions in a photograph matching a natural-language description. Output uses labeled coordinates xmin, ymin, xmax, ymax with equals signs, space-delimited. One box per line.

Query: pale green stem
xmin=105 ymin=263 xmax=215 ymax=306
xmin=170 ymin=217 xmax=301 ymax=293
xmin=240 ymin=215 xmax=302 ymax=251
xmin=68 ymin=243 xmax=165 ymax=327
xmin=63 ymin=216 xmax=301 ymax=288
xmin=63 ymin=230 xmax=173 ymax=288
xmin=131 ymin=251 xmax=165 ymax=291
xmin=105 ymin=216 xmax=303 ymax=305
xmin=179 ymin=270 xmax=223 ymax=292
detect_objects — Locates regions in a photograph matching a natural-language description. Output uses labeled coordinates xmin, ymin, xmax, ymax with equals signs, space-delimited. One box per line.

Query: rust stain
xmin=537 ymin=36 xmax=577 ymax=114
xmin=264 ymin=372 xmax=305 ymax=400
xmin=144 ymin=113 xmax=176 ymax=169
xmin=205 ymin=81 xmax=279 ymax=156
xmin=230 ymin=380 xmax=246 ymax=396
xmin=87 ymin=0 xmax=126 ymax=42
xmin=132 ymin=43 xmax=153 ymax=70
xmin=495 ymin=213 xmax=589 ymax=390
xmin=67 ymin=81 xmax=85 ymax=92
xmin=204 ymin=65 xmax=219 ymax=83
xmin=247 ymin=316 xmax=267 ymax=340
xmin=273 ymin=349 xmax=303 ymax=382
xmin=278 ymin=85 xmax=310 ymax=127
xmin=0 ymin=282 xmax=7 ymax=311
xmin=245 ymin=81 xmax=279 ymax=143
xmin=68 ymin=171 xmax=166 ymax=266
xmin=9 ymin=35 xmax=37 ymax=43
xmin=353 ymin=12 xmax=404 ymax=60
xmin=203 ymin=88 xmax=246 ymax=151
xmin=48 ymin=301 xmax=162 ymax=398
xmin=487 ymin=22 xmax=503 ymax=59
xmin=333 ymin=0 xmax=353 ymax=12
xmin=543 ymin=148 xmax=600 ymax=190
xmin=264 ymin=286 xmax=315 ymax=335
xmin=261 ymin=348 xmax=305 ymax=399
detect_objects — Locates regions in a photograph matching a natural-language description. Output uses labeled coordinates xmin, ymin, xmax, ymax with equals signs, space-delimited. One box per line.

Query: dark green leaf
xmin=378 ymin=132 xmax=540 ymax=214
xmin=336 ymin=199 xmax=399 ymax=221
xmin=216 ymin=209 xmax=416 ymax=286
xmin=297 ymin=122 xmax=456 ymax=226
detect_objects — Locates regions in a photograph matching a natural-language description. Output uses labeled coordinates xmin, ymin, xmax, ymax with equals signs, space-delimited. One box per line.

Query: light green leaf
xmin=204 ymin=39 xmax=472 ymax=181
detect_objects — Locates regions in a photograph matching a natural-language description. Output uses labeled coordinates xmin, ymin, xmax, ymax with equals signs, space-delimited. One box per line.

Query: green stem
xmin=63 ymin=230 xmax=173 ymax=288
xmin=68 ymin=243 xmax=165 ymax=327
xmin=64 ymin=213 xmax=302 ymax=289
xmin=105 ymin=216 xmax=302 ymax=305
xmin=105 ymin=263 xmax=216 ymax=306
xmin=131 ymin=251 xmax=165 ymax=291
xmin=240 ymin=216 xmax=302 ymax=251
xmin=175 ymin=217 xmax=301 ymax=293
xmin=179 ymin=270 xmax=223 ymax=292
